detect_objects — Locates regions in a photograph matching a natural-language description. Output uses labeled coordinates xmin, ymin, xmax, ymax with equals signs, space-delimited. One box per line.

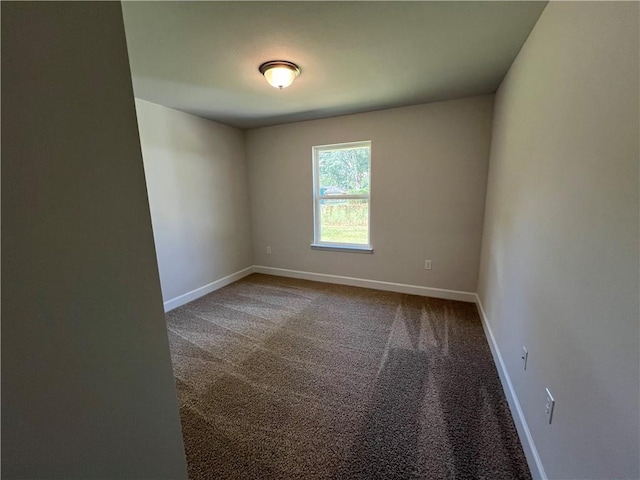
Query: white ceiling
xmin=122 ymin=1 xmax=547 ymax=129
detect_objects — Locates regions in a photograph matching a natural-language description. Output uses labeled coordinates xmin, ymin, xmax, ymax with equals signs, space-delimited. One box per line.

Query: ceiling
xmin=122 ymin=1 xmax=547 ymax=129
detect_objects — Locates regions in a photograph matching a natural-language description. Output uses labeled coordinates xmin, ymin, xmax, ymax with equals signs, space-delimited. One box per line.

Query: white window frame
xmin=311 ymin=140 xmax=373 ymax=253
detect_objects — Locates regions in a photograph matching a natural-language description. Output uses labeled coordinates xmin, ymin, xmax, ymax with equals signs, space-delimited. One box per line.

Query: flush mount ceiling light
xmin=259 ymin=60 xmax=301 ymax=89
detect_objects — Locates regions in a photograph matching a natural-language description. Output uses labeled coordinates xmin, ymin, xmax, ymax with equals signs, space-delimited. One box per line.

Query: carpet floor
xmin=166 ymin=273 xmax=531 ymax=480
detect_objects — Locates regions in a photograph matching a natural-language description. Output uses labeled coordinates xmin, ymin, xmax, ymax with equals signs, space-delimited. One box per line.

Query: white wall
xmin=477 ymin=2 xmax=639 ymax=479
xmin=1 ymin=3 xmax=187 ymax=478
xmin=246 ymin=96 xmax=493 ymax=293
xmin=135 ymin=99 xmax=253 ymax=309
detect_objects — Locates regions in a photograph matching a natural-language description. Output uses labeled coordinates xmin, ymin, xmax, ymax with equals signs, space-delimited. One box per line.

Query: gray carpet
xmin=166 ymin=273 xmax=531 ymax=480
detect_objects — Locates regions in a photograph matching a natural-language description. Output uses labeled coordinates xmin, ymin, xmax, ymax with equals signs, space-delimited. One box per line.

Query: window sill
xmin=310 ymin=244 xmax=373 ymax=254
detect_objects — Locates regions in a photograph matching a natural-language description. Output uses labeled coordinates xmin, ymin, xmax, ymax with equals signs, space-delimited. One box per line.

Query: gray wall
xmin=1 ymin=3 xmax=188 ymax=479
xmin=477 ymin=2 xmax=639 ymax=479
xmin=135 ymin=99 xmax=253 ymax=307
xmin=246 ymin=96 xmax=493 ymax=293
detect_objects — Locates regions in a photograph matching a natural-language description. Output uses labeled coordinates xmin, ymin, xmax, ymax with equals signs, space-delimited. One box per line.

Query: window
xmin=312 ymin=141 xmax=372 ymax=252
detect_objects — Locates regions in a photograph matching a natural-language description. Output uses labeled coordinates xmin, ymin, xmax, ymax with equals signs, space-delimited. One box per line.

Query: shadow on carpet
xmin=165 ymin=273 xmax=531 ymax=480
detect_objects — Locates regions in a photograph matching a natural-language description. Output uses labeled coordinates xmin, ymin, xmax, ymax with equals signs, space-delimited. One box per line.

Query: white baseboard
xmin=163 ymin=266 xmax=255 ymax=312
xmin=253 ymin=265 xmax=476 ymax=303
xmin=475 ymin=295 xmax=547 ymax=480
xmin=161 ymin=265 xmax=544 ymax=477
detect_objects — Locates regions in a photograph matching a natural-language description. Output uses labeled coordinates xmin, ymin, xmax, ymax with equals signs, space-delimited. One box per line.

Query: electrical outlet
xmin=545 ymin=388 xmax=555 ymax=424
xmin=424 ymin=259 xmax=432 ymax=270
xmin=521 ymin=346 xmax=528 ymax=370
xmin=266 ymin=246 xmax=272 ymax=254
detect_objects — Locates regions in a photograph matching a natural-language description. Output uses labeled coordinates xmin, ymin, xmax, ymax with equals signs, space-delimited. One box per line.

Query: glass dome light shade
xmin=259 ymin=61 xmax=301 ymax=89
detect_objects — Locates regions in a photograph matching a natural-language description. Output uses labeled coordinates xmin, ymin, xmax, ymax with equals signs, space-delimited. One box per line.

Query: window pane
xmin=318 ymin=147 xmax=370 ymax=195
xmin=320 ymin=199 xmax=369 ymax=245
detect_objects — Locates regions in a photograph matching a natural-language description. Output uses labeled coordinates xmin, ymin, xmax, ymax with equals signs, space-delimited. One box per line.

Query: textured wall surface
xmin=1 ymin=3 xmax=188 ymax=478
xmin=135 ymin=99 xmax=253 ymax=305
xmin=247 ymin=96 xmax=494 ymax=293
xmin=477 ymin=2 xmax=639 ymax=478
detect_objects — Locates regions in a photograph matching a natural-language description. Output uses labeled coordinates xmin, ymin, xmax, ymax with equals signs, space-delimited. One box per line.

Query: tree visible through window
xmin=313 ymin=141 xmax=371 ymax=247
